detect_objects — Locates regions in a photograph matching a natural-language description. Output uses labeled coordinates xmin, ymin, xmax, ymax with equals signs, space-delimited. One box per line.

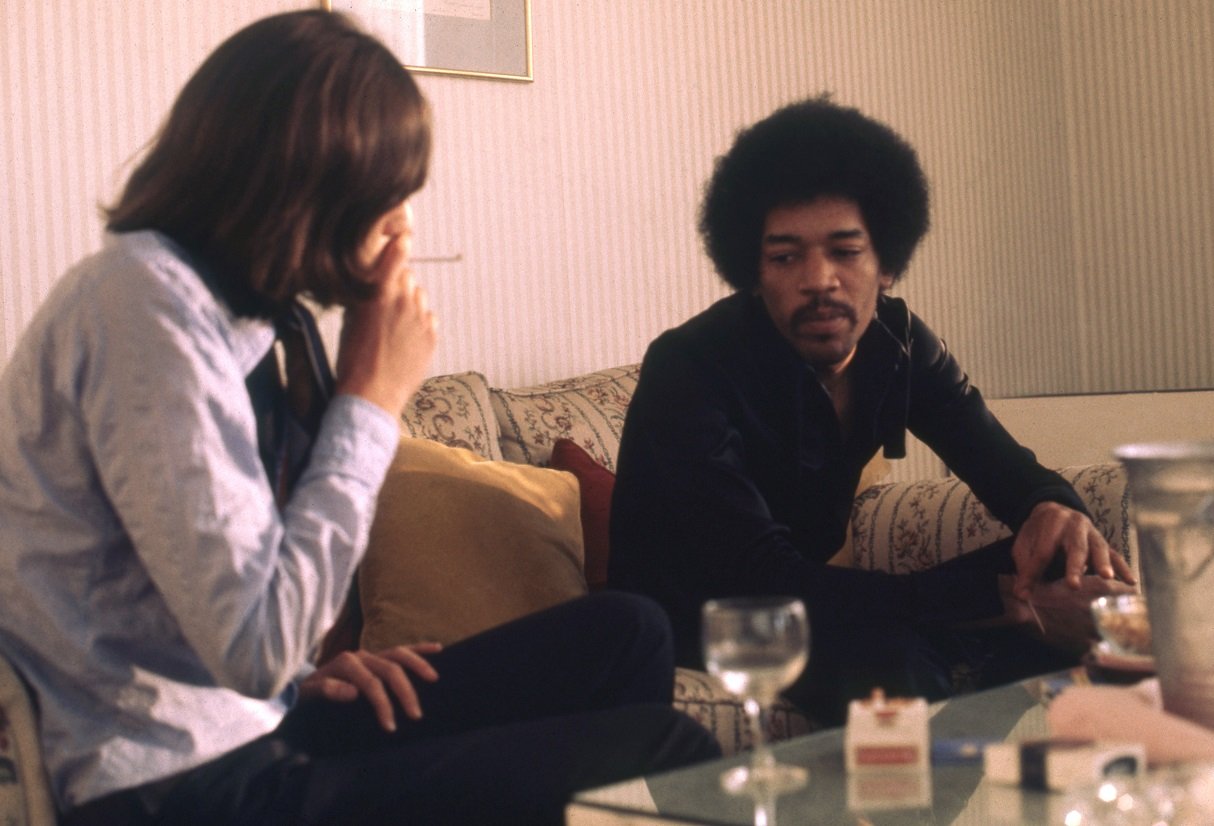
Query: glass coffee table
xmin=567 ymin=670 xmax=1092 ymax=825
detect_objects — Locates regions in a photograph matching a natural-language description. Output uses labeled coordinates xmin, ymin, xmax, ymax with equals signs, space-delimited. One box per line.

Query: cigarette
xmin=1026 ymin=599 xmax=1046 ymax=635
xmin=411 ymin=253 xmax=463 ymax=263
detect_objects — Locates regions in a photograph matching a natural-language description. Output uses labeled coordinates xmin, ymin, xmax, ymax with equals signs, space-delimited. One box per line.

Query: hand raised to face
xmin=336 ymin=207 xmax=438 ymax=416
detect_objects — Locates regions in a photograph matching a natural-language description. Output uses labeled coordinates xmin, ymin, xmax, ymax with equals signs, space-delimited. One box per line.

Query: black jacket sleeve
xmin=901 ymin=313 xmax=1087 ymax=531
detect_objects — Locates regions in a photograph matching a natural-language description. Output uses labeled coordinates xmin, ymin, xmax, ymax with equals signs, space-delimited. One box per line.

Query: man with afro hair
xmin=609 ymin=95 xmax=1135 ymax=725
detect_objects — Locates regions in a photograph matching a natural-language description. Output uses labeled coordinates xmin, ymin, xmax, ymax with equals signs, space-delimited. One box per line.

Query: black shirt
xmin=608 ymin=292 xmax=1083 ymax=666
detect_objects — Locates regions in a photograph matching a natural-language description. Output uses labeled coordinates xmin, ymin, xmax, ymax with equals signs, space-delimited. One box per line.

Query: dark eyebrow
xmin=828 ymin=229 xmax=866 ymax=241
xmin=761 ymin=228 xmax=866 ymax=245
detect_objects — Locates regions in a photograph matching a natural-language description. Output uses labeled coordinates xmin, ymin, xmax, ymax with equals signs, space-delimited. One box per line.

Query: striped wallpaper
xmin=1060 ymin=1 xmax=1214 ymax=394
xmin=3 ymin=1 xmax=1211 ymax=483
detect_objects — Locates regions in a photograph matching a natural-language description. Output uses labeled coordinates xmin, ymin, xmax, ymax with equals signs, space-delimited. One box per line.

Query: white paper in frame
xmin=323 ymin=0 xmax=533 ymax=82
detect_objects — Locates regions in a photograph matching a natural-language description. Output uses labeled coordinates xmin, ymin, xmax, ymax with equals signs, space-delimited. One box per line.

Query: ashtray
xmin=1090 ymin=594 xmax=1152 ymax=658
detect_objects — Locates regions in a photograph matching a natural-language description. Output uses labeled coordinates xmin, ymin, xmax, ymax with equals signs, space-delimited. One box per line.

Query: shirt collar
xmin=152 ymin=232 xmax=276 ymax=377
xmin=230 ymin=316 xmax=276 ymax=378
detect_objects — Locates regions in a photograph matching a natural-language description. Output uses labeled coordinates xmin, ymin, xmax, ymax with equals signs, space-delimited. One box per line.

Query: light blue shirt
xmin=0 ymin=231 xmax=400 ymax=810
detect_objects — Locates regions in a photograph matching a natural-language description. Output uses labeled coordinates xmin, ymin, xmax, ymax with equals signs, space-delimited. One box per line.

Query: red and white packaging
xmin=845 ymin=688 xmax=930 ymax=773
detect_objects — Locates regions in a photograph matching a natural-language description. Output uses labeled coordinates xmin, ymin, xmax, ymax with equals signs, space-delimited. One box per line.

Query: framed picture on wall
xmin=323 ymin=0 xmax=532 ymax=82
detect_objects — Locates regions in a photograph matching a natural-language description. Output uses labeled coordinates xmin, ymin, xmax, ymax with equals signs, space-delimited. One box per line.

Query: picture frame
xmin=323 ymin=0 xmax=532 ymax=82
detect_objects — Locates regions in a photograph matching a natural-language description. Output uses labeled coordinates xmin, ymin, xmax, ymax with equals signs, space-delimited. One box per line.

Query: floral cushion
xmin=673 ymin=668 xmax=815 ymax=756
xmin=401 ymin=371 xmax=502 ymax=461
xmin=850 ymin=462 xmax=1134 ymax=576
xmin=0 ymin=653 xmax=55 ymax=826
xmin=490 ymin=365 xmax=640 ymax=472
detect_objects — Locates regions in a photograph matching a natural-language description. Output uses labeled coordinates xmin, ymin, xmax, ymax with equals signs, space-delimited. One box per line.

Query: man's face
xmin=756 ymin=197 xmax=893 ymax=376
xmin=358 ymin=201 xmax=414 ymax=271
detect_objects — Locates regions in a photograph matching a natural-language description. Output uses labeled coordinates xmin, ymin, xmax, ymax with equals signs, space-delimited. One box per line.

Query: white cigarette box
xmin=983 ymin=738 xmax=1144 ymax=791
xmin=845 ymin=689 xmax=929 ymax=773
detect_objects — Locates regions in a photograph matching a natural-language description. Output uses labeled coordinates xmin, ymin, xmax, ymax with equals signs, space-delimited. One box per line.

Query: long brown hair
xmin=106 ymin=10 xmax=431 ymax=317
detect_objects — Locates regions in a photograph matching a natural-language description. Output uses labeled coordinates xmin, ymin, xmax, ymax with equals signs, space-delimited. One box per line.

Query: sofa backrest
xmin=489 ymin=365 xmax=639 ymax=472
xmin=401 ymin=371 xmax=503 ymax=461
xmin=403 ymin=364 xmax=640 ymax=472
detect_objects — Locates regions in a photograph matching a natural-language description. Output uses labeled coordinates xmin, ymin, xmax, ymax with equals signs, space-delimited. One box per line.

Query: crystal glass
xmin=1090 ymin=593 xmax=1152 ymax=658
xmin=1059 ymin=763 xmax=1214 ymax=824
xmin=702 ymin=596 xmax=810 ymax=795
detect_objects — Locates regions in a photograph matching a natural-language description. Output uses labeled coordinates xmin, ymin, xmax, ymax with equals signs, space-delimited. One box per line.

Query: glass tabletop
xmin=568 ymin=671 xmax=1086 ymax=826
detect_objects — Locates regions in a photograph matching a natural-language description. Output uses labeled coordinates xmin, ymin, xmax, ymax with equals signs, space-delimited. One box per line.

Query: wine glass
xmin=702 ymin=595 xmax=810 ymax=796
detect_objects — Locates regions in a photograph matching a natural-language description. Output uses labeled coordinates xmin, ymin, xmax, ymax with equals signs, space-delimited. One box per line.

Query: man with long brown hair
xmin=0 ymin=11 xmax=717 ymax=825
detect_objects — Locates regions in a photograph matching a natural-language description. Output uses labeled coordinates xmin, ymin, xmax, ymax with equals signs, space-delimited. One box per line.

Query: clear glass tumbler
xmin=1115 ymin=441 xmax=1214 ymax=729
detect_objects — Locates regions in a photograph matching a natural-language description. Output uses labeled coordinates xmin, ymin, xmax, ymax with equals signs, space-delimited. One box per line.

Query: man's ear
xmin=878 ymin=272 xmax=895 ymax=291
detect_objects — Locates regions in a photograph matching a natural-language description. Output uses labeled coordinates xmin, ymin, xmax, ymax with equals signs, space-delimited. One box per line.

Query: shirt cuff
xmin=283 ymin=662 xmax=317 ymax=709
xmin=1011 ymin=484 xmax=1089 ymax=531
xmin=309 ymin=394 xmax=401 ymax=486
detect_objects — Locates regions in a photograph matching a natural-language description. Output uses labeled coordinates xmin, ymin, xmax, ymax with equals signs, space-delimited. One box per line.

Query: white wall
xmin=388 ymin=0 xmax=1086 ymax=390
xmin=3 ymin=1 xmax=1212 ymax=415
xmin=1 ymin=0 xmax=302 ymax=352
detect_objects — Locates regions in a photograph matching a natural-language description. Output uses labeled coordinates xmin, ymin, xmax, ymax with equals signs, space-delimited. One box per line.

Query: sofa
xmin=0 ymin=363 xmax=1140 ymax=826
xmin=321 ymin=364 xmax=1137 ymax=748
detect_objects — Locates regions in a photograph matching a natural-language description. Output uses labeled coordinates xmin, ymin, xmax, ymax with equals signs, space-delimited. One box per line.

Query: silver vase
xmin=1115 ymin=441 xmax=1214 ymax=730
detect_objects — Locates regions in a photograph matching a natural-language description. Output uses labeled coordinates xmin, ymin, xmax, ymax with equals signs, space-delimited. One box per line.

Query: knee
xmin=585 ymin=591 xmax=674 ymax=655
xmin=623 ymin=703 xmax=722 ymax=767
xmin=793 ymin=623 xmax=952 ymax=726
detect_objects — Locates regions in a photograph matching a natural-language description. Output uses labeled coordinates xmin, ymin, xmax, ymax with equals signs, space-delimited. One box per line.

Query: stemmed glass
xmin=702 ymin=595 xmax=810 ymax=796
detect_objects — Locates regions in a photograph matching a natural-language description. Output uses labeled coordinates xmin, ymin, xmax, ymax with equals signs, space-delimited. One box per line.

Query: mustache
xmin=791 ymin=298 xmax=857 ymax=327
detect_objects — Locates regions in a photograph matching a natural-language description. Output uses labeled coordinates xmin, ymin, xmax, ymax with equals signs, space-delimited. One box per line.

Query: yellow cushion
xmin=359 ymin=438 xmax=588 ymax=650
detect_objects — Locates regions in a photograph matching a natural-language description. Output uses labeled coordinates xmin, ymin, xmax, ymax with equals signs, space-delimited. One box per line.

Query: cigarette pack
xmin=847 ymin=769 xmax=932 ymax=812
xmin=983 ymin=738 xmax=1144 ymax=791
xmin=845 ymin=688 xmax=929 ymax=772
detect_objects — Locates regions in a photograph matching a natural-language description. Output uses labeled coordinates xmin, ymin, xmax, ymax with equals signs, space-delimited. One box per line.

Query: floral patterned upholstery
xmin=490 ymin=364 xmax=639 ymax=472
xmin=847 ymin=463 xmax=1135 ymax=695
xmin=400 ymin=371 xmax=502 ymax=461
xmin=850 ymin=462 xmax=1135 ymax=577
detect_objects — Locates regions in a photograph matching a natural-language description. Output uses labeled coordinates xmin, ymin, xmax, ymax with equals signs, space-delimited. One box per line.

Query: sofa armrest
xmin=0 ymin=652 xmax=57 ymax=826
xmin=849 ymin=463 xmax=1136 ymax=579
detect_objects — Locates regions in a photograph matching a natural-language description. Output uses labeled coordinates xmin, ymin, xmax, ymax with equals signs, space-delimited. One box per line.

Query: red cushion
xmin=550 ymin=439 xmax=615 ymax=592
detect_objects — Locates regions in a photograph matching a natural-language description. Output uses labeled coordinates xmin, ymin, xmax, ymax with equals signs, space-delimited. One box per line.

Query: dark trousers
xmin=63 ymin=592 xmax=720 ymax=826
xmin=788 ymin=538 xmax=1078 ymax=727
